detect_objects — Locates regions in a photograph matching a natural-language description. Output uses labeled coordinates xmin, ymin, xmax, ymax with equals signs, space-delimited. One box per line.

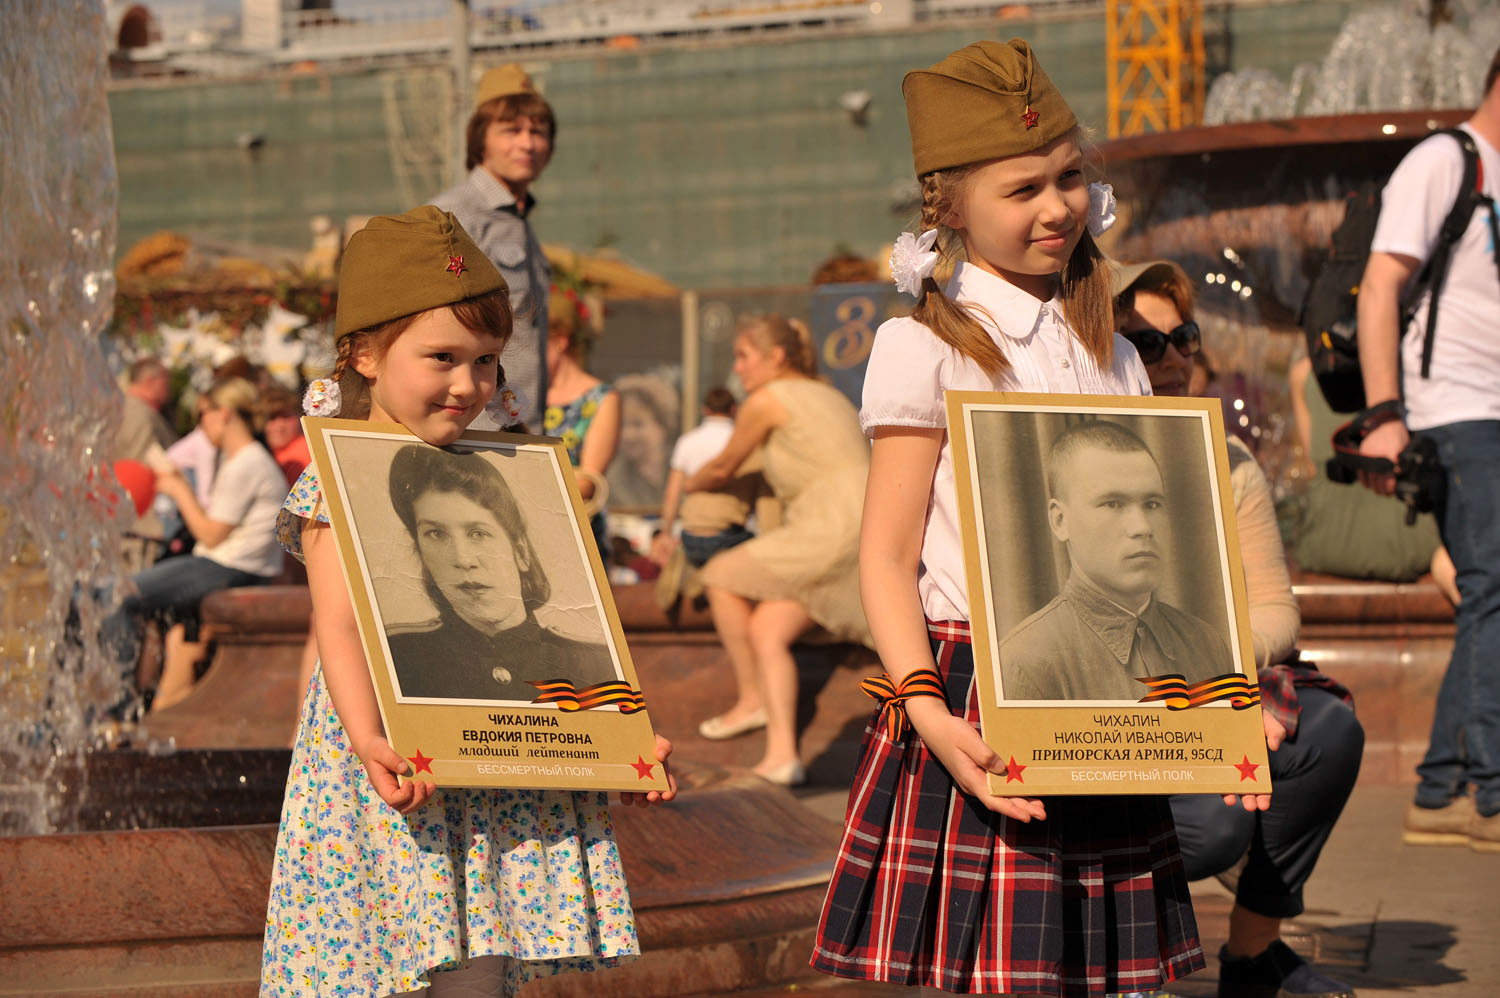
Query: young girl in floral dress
xmin=260 ymin=206 xmax=673 ymax=998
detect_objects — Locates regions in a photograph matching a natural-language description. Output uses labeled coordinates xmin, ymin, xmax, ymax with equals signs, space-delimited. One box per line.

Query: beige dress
xmin=700 ymin=377 xmax=873 ymax=646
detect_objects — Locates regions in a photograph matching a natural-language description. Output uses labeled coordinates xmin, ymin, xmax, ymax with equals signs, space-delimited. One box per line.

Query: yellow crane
xmin=1105 ymin=0 xmax=1206 ymax=137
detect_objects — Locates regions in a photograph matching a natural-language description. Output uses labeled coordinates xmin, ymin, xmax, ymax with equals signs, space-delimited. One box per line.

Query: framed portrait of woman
xmin=304 ymin=417 xmax=667 ymax=793
xmin=946 ymin=392 xmax=1271 ymax=797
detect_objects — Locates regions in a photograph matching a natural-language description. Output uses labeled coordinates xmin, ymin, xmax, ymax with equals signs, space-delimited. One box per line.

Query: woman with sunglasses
xmin=1113 ymin=260 xmax=1363 ymax=998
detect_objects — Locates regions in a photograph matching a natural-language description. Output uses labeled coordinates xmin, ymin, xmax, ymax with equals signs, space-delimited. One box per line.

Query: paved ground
xmin=742 ymin=784 xmax=1499 ymax=998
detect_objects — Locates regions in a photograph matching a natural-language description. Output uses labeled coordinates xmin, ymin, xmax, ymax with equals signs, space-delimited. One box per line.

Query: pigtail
xmin=1058 ymin=232 xmax=1115 ymax=370
xmin=910 ymin=170 xmax=1009 ymax=377
xmin=328 ymin=334 xmax=373 ymax=419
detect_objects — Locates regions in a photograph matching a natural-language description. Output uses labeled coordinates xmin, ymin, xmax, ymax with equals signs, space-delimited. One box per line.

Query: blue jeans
xmin=681 ymin=524 xmax=753 ymax=568
xmin=1414 ymin=420 xmax=1500 ymax=816
xmin=102 ymin=555 xmax=273 ymax=665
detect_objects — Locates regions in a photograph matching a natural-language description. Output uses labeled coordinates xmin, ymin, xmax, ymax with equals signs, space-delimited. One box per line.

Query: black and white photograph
xmin=325 ymin=431 xmax=622 ymax=705
xmin=304 ymin=419 xmax=665 ymax=792
xmin=961 ymin=400 xmax=1244 ymax=704
xmin=948 ymin=392 xmax=1269 ymax=796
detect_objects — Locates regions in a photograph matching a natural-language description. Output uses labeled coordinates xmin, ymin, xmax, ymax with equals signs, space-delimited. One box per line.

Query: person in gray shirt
xmin=431 ymin=64 xmax=555 ymax=427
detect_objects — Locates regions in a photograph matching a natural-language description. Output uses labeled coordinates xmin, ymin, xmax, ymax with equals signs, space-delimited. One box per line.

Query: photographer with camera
xmin=1356 ymin=46 xmax=1500 ymax=853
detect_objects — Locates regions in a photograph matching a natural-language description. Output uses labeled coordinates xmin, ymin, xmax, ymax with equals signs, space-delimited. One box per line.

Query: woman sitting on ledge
xmin=124 ymin=376 xmax=286 ymax=712
xmin=684 ymin=315 xmax=872 ymax=786
xmin=1114 ymin=258 xmax=1363 ymax=998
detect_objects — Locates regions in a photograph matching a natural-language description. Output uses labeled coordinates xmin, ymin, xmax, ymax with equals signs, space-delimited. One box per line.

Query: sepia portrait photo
xmin=948 ymin=392 xmax=1268 ymax=796
xmin=325 ymin=431 xmax=621 ymax=704
xmin=963 ymin=400 xmax=1242 ymax=703
xmin=302 ymin=418 xmax=666 ymax=793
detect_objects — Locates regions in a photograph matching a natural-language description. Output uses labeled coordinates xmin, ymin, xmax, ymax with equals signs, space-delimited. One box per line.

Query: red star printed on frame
xmin=630 ymin=755 xmax=655 ymax=780
xmin=407 ymin=749 xmax=434 ymax=775
xmin=446 ymin=254 xmax=467 ymax=277
xmin=1234 ymin=754 xmax=1260 ymax=782
xmin=1004 ymin=756 xmax=1027 ymax=783
xmin=1021 ymin=105 xmax=1040 ymax=129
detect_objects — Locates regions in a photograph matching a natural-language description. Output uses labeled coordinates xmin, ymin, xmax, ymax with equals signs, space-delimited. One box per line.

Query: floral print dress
xmin=542 ymin=383 xmax=611 ymax=555
xmin=260 ymin=467 xmax=638 ymax=998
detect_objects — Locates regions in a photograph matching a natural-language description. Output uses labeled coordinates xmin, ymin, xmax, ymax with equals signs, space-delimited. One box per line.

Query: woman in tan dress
xmin=685 ymin=315 xmax=872 ymax=786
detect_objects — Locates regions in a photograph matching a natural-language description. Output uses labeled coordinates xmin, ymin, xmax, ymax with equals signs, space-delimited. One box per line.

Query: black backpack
xmin=1299 ymin=128 xmax=1494 ymax=413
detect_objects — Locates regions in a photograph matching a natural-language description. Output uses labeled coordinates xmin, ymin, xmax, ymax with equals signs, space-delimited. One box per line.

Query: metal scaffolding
xmin=1105 ymin=0 xmax=1206 ymax=138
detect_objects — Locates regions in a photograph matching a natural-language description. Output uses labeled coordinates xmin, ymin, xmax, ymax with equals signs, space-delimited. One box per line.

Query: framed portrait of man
xmin=947 ymin=392 xmax=1271 ymax=797
xmin=304 ymin=417 xmax=667 ymax=793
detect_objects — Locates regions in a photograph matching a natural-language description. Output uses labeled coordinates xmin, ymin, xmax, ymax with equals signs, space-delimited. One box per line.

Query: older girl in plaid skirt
xmin=810 ymin=40 xmax=1276 ymax=997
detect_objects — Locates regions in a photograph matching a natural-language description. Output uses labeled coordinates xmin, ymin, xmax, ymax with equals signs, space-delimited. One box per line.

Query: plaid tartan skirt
xmin=810 ymin=621 xmax=1205 ymax=996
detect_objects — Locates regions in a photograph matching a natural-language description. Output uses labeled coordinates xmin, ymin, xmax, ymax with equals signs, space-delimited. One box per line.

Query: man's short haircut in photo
xmin=1045 ymin=420 xmax=1157 ymax=501
xmin=702 ymin=385 xmax=736 ymax=416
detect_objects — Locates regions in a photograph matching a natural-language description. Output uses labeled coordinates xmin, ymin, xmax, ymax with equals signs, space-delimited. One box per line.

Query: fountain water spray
xmin=1206 ymin=0 xmax=1500 ymax=124
xmin=1 ymin=1 xmax=131 ymax=833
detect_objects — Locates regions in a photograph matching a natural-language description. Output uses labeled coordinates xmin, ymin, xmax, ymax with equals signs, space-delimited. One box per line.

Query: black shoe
xmin=1217 ymin=941 xmax=1355 ymax=998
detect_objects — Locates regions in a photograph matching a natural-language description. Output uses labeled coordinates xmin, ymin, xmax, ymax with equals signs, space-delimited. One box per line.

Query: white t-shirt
xmin=668 ymin=415 xmax=736 ymax=476
xmin=860 ymin=262 xmax=1151 ymax=622
xmin=167 ymin=427 xmax=219 ymax=507
xmin=194 ymin=442 xmax=288 ymax=578
xmin=1371 ymin=123 xmax=1500 ymax=430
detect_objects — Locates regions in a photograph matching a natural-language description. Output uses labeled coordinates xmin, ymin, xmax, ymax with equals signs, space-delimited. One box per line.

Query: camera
xmin=1326 ymin=405 xmax=1446 ymax=525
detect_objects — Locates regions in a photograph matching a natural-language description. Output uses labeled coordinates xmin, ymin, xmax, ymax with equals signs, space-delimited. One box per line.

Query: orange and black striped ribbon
xmin=530 ymin=679 xmax=645 ymax=713
xmin=1136 ymin=673 xmax=1261 ymax=710
xmin=860 ymin=668 xmax=947 ymax=740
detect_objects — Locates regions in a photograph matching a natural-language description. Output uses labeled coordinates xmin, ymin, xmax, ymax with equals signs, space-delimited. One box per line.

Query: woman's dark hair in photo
xmin=388 ymin=444 xmax=551 ymax=612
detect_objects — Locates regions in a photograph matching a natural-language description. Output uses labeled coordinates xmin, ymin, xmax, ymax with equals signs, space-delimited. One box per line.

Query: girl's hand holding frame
xmin=906 ymin=696 xmax=1047 ymax=823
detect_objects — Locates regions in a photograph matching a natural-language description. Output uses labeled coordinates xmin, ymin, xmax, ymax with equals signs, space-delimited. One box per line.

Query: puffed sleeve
xmin=275 ymin=464 xmax=330 ymax=563
xmin=859 ymin=317 xmax=949 ymax=435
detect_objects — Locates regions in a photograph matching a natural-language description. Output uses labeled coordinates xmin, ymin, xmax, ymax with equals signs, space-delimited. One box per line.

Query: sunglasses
xmin=1121 ymin=320 xmax=1202 ymax=365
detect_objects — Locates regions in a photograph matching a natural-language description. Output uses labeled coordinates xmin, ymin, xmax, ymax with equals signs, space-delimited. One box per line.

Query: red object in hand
xmin=113 ymin=459 xmax=157 ymax=517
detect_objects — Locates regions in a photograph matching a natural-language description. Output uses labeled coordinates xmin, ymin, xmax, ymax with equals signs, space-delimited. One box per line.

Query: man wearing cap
xmin=431 ymin=64 xmax=555 ymax=427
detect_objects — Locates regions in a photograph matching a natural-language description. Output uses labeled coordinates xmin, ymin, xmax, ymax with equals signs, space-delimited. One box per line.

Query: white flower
xmin=302 ymin=377 xmax=342 ymax=417
xmin=1087 ymin=182 xmax=1117 ymax=237
xmin=889 ymin=229 xmax=940 ymax=297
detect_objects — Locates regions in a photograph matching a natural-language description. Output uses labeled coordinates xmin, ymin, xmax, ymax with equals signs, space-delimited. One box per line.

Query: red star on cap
xmin=1021 ymin=106 xmax=1040 ymax=129
xmin=446 ymin=254 xmax=467 ymax=276
xmin=1234 ymin=754 xmax=1260 ymax=782
xmin=630 ymin=755 xmax=655 ymax=780
xmin=407 ymin=749 xmax=434 ymax=775
xmin=1004 ymin=756 xmax=1027 ymax=783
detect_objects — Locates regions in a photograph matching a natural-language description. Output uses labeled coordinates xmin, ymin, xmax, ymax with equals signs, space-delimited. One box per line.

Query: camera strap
xmin=1328 ymin=399 xmax=1405 ymax=476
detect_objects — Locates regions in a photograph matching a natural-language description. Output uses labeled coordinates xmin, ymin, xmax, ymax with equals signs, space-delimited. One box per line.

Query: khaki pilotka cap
xmin=334 ymin=206 xmax=507 ymax=340
xmin=902 ymin=39 xmax=1078 ymax=177
xmin=475 ymin=63 xmax=540 ymax=108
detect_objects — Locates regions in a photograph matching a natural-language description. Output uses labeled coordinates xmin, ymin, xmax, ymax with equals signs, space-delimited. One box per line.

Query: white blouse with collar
xmin=860 ymin=261 xmax=1151 ymax=623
